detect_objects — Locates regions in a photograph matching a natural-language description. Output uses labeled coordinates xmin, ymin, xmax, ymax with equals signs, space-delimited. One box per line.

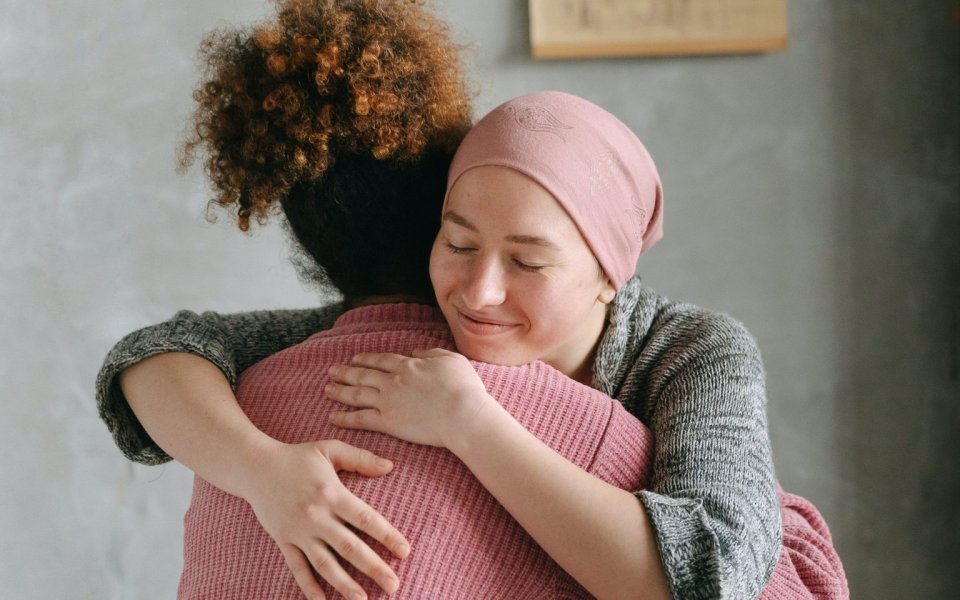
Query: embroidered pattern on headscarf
xmin=505 ymin=104 xmax=573 ymax=140
xmin=588 ymin=150 xmax=622 ymax=197
xmin=627 ymin=202 xmax=647 ymax=242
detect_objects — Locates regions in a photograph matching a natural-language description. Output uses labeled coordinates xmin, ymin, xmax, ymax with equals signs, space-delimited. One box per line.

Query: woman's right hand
xmin=240 ymin=439 xmax=410 ymax=600
xmin=118 ymin=353 xmax=405 ymax=598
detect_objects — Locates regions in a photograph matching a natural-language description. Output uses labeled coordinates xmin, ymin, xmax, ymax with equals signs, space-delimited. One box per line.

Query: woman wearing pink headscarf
xmin=99 ymin=92 xmax=846 ymax=599
xmin=325 ymin=91 xmax=763 ymax=598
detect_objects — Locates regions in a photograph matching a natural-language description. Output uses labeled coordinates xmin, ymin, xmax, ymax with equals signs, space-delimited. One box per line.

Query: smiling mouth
xmin=456 ymin=310 xmax=518 ymax=336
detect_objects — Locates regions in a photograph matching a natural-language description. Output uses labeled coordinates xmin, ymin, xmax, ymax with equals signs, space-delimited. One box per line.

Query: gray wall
xmin=2 ymin=0 xmax=957 ymax=597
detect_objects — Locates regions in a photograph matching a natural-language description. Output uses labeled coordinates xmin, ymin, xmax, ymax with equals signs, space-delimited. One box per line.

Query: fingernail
xmin=376 ymin=457 xmax=393 ymax=469
xmin=351 ymin=593 xmax=365 ymax=600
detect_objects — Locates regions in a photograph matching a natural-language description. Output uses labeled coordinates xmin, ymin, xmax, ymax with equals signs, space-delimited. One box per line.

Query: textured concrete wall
xmin=2 ymin=1 xmax=957 ymax=598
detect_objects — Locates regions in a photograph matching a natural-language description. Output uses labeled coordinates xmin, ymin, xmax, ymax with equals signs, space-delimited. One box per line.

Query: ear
xmin=597 ymin=277 xmax=616 ymax=304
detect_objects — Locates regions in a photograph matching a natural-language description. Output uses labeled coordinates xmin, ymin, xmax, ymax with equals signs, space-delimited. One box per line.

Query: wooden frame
xmin=530 ymin=0 xmax=788 ymax=59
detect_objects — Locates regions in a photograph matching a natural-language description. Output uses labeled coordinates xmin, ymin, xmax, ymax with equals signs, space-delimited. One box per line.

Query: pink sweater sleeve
xmin=758 ymin=491 xmax=850 ymax=599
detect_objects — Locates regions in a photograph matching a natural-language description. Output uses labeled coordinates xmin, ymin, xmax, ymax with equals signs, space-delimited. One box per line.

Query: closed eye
xmin=513 ymin=259 xmax=544 ymax=272
xmin=446 ymin=242 xmax=476 ymax=255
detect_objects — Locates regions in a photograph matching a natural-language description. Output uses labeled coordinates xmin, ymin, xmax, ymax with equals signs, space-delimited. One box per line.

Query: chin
xmin=454 ymin=336 xmax=530 ymax=367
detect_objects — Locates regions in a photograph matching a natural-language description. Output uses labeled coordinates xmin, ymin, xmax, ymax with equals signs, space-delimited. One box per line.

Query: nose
xmin=460 ymin=256 xmax=507 ymax=310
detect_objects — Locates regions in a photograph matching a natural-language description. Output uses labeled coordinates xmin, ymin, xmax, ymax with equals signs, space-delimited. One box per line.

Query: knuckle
xmin=354 ymin=447 xmax=373 ymax=464
xmin=358 ymin=369 xmax=373 ymax=386
xmin=311 ymin=551 xmax=332 ymax=573
xmin=354 ymin=507 xmax=375 ymax=530
xmin=336 ymin=536 xmax=360 ymax=558
xmin=311 ymin=485 xmax=339 ymax=509
xmin=345 ymin=385 xmax=360 ymax=401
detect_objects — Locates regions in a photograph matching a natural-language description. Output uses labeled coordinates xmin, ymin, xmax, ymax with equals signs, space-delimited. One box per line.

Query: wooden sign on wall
xmin=530 ymin=0 xmax=788 ymax=59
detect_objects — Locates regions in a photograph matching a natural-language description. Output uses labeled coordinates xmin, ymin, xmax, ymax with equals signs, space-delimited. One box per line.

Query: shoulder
xmin=218 ymin=302 xmax=346 ymax=333
xmin=645 ymin=295 xmax=761 ymax=361
xmin=646 ymin=295 xmax=763 ymax=378
xmin=635 ymin=295 xmax=767 ymax=408
xmin=603 ymin=282 xmax=766 ymax=414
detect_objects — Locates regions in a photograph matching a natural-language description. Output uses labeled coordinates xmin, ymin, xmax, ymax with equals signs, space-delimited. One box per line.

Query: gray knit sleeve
xmin=95 ymin=303 xmax=344 ymax=465
xmin=629 ymin=310 xmax=781 ymax=599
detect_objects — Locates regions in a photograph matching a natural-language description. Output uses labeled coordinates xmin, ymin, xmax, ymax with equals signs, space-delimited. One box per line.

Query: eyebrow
xmin=442 ymin=211 xmax=478 ymax=232
xmin=443 ymin=211 xmax=558 ymax=248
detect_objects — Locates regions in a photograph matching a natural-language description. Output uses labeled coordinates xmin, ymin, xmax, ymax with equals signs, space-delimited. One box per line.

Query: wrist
xmin=219 ymin=430 xmax=284 ymax=501
xmin=446 ymin=391 xmax=509 ymax=459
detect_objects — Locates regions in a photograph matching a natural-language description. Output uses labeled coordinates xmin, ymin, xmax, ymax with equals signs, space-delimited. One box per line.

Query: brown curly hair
xmin=181 ymin=0 xmax=472 ymax=232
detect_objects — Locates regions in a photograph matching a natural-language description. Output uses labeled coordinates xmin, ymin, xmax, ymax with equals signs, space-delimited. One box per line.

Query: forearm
xmin=119 ymin=352 xmax=277 ymax=498
xmin=451 ymin=399 xmax=671 ymax=600
xmin=96 ymin=304 xmax=344 ymax=464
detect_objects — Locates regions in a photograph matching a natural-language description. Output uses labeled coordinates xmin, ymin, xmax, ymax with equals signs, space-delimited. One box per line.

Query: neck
xmin=548 ymin=302 xmax=609 ymax=386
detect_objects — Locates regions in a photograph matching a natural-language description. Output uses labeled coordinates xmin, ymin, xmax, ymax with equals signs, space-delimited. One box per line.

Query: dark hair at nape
xmin=281 ymin=148 xmax=452 ymax=304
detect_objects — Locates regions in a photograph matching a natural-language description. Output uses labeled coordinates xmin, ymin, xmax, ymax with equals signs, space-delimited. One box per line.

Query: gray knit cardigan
xmin=95 ymin=276 xmax=781 ymax=599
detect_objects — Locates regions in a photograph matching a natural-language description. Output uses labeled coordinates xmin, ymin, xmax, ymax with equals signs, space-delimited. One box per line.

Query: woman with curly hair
xmin=98 ymin=1 xmax=848 ymax=599
xmin=102 ymin=0 xmax=476 ymax=597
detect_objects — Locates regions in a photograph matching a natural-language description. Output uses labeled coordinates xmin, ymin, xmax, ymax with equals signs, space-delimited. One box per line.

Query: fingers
xmin=349 ymin=352 xmax=410 ymax=371
xmin=325 ymin=522 xmax=402 ymax=595
xmin=339 ymin=496 xmax=411 ymax=561
xmin=326 ymin=364 xmax=384 ymax=409
xmin=279 ymin=544 xmax=327 ymax=600
xmin=303 ymin=540 xmax=372 ymax=600
xmin=410 ymin=347 xmax=456 ymax=359
xmin=325 ymin=381 xmax=381 ymax=408
xmin=329 ymin=409 xmax=385 ymax=433
xmin=322 ymin=440 xmax=393 ymax=476
xmin=267 ymin=442 xmax=407 ymax=600
xmin=322 ymin=441 xmax=408 ymax=556
xmin=328 ymin=364 xmax=388 ymax=389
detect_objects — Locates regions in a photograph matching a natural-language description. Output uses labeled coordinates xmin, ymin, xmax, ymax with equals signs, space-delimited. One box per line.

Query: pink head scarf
xmin=443 ymin=91 xmax=664 ymax=291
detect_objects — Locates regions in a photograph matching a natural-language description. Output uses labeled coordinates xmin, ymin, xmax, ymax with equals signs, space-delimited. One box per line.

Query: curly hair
xmin=181 ymin=0 xmax=472 ymax=233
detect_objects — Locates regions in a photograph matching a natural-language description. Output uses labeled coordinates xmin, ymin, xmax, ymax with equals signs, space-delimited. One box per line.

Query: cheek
xmin=531 ymin=302 xmax=577 ymax=334
xmin=522 ymin=276 xmax=597 ymax=331
xmin=516 ymin=281 xmax=569 ymax=325
xmin=429 ymin=242 xmax=451 ymax=294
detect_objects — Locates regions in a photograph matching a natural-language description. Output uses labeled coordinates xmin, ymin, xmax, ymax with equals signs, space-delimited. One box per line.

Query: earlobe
xmin=597 ymin=279 xmax=616 ymax=304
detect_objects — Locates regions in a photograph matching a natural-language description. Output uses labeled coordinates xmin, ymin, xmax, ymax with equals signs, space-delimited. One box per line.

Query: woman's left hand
xmin=326 ymin=348 xmax=493 ymax=448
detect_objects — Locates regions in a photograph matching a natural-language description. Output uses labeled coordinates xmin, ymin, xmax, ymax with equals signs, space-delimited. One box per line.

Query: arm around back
xmin=95 ymin=303 xmax=343 ymax=464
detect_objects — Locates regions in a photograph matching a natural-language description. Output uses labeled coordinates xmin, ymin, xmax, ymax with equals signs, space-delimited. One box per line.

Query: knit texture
xmin=595 ymin=278 xmax=782 ymax=599
xmin=96 ymin=276 xmax=849 ymax=598
xmin=179 ymin=304 xmax=652 ymax=599
xmin=96 ymin=303 xmax=344 ymax=464
xmin=762 ymin=491 xmax=849 ymax=600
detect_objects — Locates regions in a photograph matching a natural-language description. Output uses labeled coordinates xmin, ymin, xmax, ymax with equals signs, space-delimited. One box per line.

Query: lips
xmin=455 ymin=308 xmax=518 ymax=336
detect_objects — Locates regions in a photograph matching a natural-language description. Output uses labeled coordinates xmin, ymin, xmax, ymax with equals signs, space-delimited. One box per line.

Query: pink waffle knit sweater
xmin=179 ymin=303 xmax=846 ymax=599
